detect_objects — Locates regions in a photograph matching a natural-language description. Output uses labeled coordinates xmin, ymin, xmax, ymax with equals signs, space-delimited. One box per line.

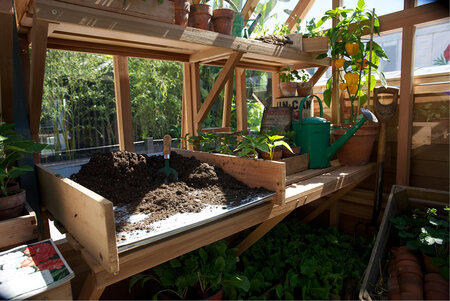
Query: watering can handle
xmin=298 ymin=95 xmax=323 ymax=121
xmin=163 ymin=135 xmax=172 ymax=157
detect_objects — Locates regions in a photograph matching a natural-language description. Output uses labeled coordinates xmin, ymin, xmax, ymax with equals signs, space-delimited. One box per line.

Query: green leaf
xmin=357 ymin=91 xmax=368 ymax=106
xmin=316 ymin=53 xmax=328 ymax=60
xmin=374 ymin=69 xmax=387 ymax=87
xmin=357 ymin=0 xmax=366 ymax=10
xmin=365 ymin=74 xmax=376 ymax=91
xmin=275 ymin=284 xmax=284 ymax=299
xmin=226 ymin=275 xmax=250 ymax=292
xmin=214 ymin=256 xmax=226 ymax=272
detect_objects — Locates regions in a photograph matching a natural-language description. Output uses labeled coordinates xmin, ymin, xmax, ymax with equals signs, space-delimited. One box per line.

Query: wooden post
xmin=271 ymin=71 xmax=280 ymax=107
xmin=182 ymin=63 xmax=194 ymax=150
xmin=331 ymin=0 xmax=343 ymax=124
xmin=0 ymin=3 xmax=13 ymax=123
xmin=222 ymin=77 xmax=233 ymax=128
xmin=235 ymin=68 xmax=247 ymax=132
xmin=396 ymin=0 xmax=416 ymax=185
xmin=286 ymin=0 xmax=316 ymax=33
xmin=190 ymin=62 xmax=201 ymax=134
xmin=113 ymin=55 xmax=134 ymax=152
xmin=28 ymin=19 xmax=48 ymax=146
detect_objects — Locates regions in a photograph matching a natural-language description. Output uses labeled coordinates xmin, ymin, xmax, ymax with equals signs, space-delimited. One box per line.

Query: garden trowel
xmin=158 ymin=135 xmax=178 ymax=184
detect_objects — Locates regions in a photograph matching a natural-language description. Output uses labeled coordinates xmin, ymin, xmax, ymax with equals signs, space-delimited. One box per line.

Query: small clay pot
xmin=393 ymin=252 xmax=421 ymax=264
xmin=0 ymin=189 xmax=26 ymax=221
xmin=400 ymin=291 xmax=423 ymax=300
xmin=279 ymin=82 xmax=297 ymax=97
xmin=396 ymin=259 xmax=423 ymax=278
xmin=296 ymin=82 xmax=312 ymax=97
xmin=281 ymin=145 xmax=300 ymax=158
xmin=423 ymin=254 xmax=440 ymax=273
xmin=260 ymin=149 xmax=282 ymax=161
xmin=189 ymin=4 xmax=212 ymax=30
xmin=212 ymin=8 xmax=235 ymax=35
xmin=398 ymin=272 xmax=423 ymax=299
xmin=171 ymin=0 xmax=190 ymax=26
xmin=424 ymin=273 xmax=448 ymax=285
xmin=6 ymin=181 xmax=20 ymax=194
xmin=425 ymin=290 xmax=450 ymax=300
xmin=424 ymin=273 xmax=449 ymax=298
xmin=389 ymin=260 xmax=398 ymax=277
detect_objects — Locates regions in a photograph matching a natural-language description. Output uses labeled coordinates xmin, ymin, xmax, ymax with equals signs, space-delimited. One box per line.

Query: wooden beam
xmin=189 ymin=47 xmax=233 ymax=63
xmin=309 ymin=66 xmax=329 ymax=87
xmin=195 ymin=52 xmax=243 ymax=124
xmin=113 ymin=56 xmax=134 ymax=152
xmin=272 ymin=71 xmax=280 ymax=107
xmin=28 ymin=19 xmax=48 ymax=143
xmin=235 ymin=67 xmax=247 ymax=132
xmin=286 ymin=0 xmax=317 ymax=33
xmin=242 ymin=0 xmax=260 ymax=21
xmin=222 ymin=77 xmax=233 ymax=128
xmin=190 ymin=62 xmax=201 ymax=135
xmin=0 ymin=6 xmax=14 ymax=123
xmin=396 ymin=1 xmax=416 ymax=185
xmin=182 ymin=63 xmax=194 ymax=149
xmin=331 ymin=0 xmax=342 ymax=124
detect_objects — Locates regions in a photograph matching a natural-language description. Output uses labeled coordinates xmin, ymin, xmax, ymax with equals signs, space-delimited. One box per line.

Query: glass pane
xmin=343 ymin=0 xmax=403 ymax=16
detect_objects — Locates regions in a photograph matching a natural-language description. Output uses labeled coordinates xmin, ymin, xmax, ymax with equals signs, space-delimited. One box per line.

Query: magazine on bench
xmin=0 ymin=239 xmax=74 ymax=300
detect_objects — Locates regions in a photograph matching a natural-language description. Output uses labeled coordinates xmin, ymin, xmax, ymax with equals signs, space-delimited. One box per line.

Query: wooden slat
xmin=396 ymin=0 xmax=416 ymax=186
xmin=31 ymin=281 xmax=73 ymax=300
xmin=222 ymin=77 xmax=233 ymax=128
xmin=286 ymin=0 xmax=317 ymax=33
xmin=242 ymin=0 xmax=260 ymax=21
xmin=28 ymin=19 xmax=48 ymax=142
xmin=272 ymin=71 xmax=280 ymax=106
xmin=174 ymin=149 xmax=286 ymax=204
xmin=113 ymin=55 xmax=134 ymax=151
xmin=0 ymin=7 xmax=13 ymax=123
xmin=286 ymin=160 xmax=340 ymax=185
xmin=36 ymin=164 xmax=119 ymax=274
xmin=182 ymin=63 xmax=193 ymax=139
xmin=190 ymin=62 xmax=201 ymax=135
xmin=190 ymin=47 xmax=233 ymax=63
xmin=0 ymin=203 xmax=38 ymax=249
xmin=13 ymin=0 xmax=32 ymax=30
xmin=309 ymin=66 xmax=328 ymax=87
xmin=201 ymin=127 xmax=232 ymax=133
xmin=280 ymin=153 xmax=309 ymax=176
xmin=235 ymin=67 xmax=247 ymax=132
xmin=195 ymin=52 xmax=243 ymax=124
xmin=301 ymin=36 xmax=329 ymax=53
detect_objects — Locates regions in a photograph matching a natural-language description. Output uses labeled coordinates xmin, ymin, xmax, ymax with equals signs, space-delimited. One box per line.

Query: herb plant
xmin=278 ymin=67 xmax=310 ymax=83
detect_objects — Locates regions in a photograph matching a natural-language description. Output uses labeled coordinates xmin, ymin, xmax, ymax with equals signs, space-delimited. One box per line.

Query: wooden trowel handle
xmin=163 ymin=135 xmax=172 ymax=156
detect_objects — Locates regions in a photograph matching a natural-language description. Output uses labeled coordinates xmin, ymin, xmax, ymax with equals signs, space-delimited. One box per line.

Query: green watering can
xmin=292 ymin=95 xmax=378 ymax=169
xmin=232 ymin=12 xmax=261 ymax=38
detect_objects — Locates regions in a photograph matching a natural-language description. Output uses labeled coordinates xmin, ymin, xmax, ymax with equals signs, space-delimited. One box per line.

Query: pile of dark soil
xmin=70 ymin=151 xmax=268 ymax=238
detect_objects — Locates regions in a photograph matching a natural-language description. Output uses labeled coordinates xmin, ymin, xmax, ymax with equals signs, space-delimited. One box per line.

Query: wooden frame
xmin=0 ymin=202 xmax=38 ymax=250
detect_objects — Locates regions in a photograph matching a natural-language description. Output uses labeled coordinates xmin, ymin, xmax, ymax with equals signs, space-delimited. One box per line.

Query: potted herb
xmin=278 ymin=67 xmax=300 ymax=97
xmin=259 ymin=133 xmax=292 ymax=161
xmin=281 ymin=131 xmax=300 ymax=158
xmin=234 ymin=134 xmax=266 ymax=159
xmin=0 ymin=123 xmax=46 ymax=221
xmin=314 ymin=1 xmax=388 ymax=165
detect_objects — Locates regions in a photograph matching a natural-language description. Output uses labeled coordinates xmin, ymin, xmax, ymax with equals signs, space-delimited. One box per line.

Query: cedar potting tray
xmin=36 ymin=150 xmax=285 ymax=274
xmin=359 ymin=185 xmax=449 ymax=301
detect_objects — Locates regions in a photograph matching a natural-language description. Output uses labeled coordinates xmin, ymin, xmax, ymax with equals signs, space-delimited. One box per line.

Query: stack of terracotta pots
xmin=388 ymin=246 xmax=449 ymax=300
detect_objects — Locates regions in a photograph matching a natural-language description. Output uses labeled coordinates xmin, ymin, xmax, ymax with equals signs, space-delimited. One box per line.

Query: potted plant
xmin=281 ymin=131 xmax=300 ymax=158
xmin=278 ymin=67 xmax=300 ymax=97
xmin=0 ymin=123 xmax=46 ymax=221
xmin=129 ymin=240 xmax=250 ymax=299
xmin=189 ymin=0 xmax=213 ymax=30
xmin=234 ymin=134 xmax=266 ymax=159
xmin=259 ymin=133 xmax=292 ymax=161
xmin=315 ymin=1 xmax=389 ymax=165
xmin=212 ymin=0 xmax=239 ymax=35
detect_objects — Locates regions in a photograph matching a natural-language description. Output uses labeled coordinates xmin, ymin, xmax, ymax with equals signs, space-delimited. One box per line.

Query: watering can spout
xmin=245 ymin=13 xmax=261 ymax=37
xmin=325 ymin=108 xmax=378 ymax=161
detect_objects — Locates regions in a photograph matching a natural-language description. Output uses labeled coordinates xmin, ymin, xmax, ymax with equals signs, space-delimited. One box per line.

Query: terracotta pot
xmin=424 ymin=273 xmax=448 ymax=286
xmin=389 ymin=260 xmax=398 ymax=277
xmin=6 ymin=181 xmax=20 ymax=194
xmin=279 ymin=82 xmax=297 ymax=97
xmin=212 ymin=8 xmax=235 ymax=35
xmin=392 ymin=246 xmax=414 ymax=255
xmin=332 ymin=123 xmax=379 ymax=165
xmin=393 ymin=252 xmax=421 ymax=264
xmin=260 ymin=149 xmax=282 ymax=160
xmin=0 ymin=189 xmax=26 ymax=221
xmin=398 ymin=272 xmax=423 ymax=299
xmin=425 ymin=290 xmax=450 ymax=300
xmin=171 ymin=0 xmax=190 ymax=26
xmin=396 ymin=259 xmax=423 ymax=278
xmin=296 ymin=82 xmax=312 ymax=97
xmin=400 ymin=291 xmax=423 ymax=300
xmin=282 ymin=145 xmax=300 ymax=158
xmin=206 ymin=287 xmax=224 ymax=300
xmin=189 ymin=4 xmax=212 ymax=30
xmin=424 ymin=281 xmax=449 ymax=297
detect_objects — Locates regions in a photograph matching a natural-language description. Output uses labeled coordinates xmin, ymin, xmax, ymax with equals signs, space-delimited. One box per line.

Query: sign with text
xmin=260 ymin=107 xmax=292 ymax=132
xmin=276 ymin=96 xmax=314 ymax=121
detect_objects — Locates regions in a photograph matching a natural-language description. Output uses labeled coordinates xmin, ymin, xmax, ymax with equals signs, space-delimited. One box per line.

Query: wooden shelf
xmin=22 ymin=0 xmax=330 ymax=72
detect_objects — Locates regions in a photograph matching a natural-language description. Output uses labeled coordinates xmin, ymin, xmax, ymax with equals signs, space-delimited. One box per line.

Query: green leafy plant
xmin=0 ymin=123 xmax=46 ymax=197
xmin=129 ymin=241 xmax=250 ymax=299
xmin=278 ymin=67 xmax=310 ymax=83
xmin=261 ymin=133 xmax=292 ymax=160
xmin=234 ymin=134 xmax=267 ymax=158
xmin=316 ymin=0 xmax=389 ymax=123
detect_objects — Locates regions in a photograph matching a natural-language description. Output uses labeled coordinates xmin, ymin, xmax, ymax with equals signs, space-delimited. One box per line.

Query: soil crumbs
xmin=70 ymin=151 xmax=269 ymax=241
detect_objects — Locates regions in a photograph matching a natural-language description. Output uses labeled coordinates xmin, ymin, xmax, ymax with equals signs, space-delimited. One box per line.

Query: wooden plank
xmin=284 ymin=163 xmax=376 ymax=204
xmin=202 ymin=127 xmax=232 ymax=133
xmin=272 ymin=71 xmax=280 ymax=106
xmin=33 ymin=0 xmax=331 ymax=67
xmin=195 ymin=52 xmax=243 ymax=124
xmin=286 ymin=160 xmax=340 ymax=185
xmin=280 ymin=153 xmax=309 ymax=176
xmin=190 ymin=62 xmax=201 ymax=135
xmin=47 ymin=38 xmax=190 ymax=62
xmin=182 ymin=63 xmax=193 ymax=141
xmin=36 ymin=164 xmax=119 ymax=274
xmin=174 ymin=149 xmax=286 ymax=204
xmin=302 ymin=36 xmax=329 ymax=52
xmin=309 ymin=66 xmax=328 ymax=87
xmin=0 ymin=8 xmax=13 ymax=123
xmin=410 ymin=159 xmax=449 ymax=178
xmin=396 ymin=1 xmax=416 ymax=186
xmin=222 ymin=77 xmax=233 ymax=128
xmin=235 ymin=67 xmax=247 ymax=132
xmin=28 ymin=19 xmax=48 ymax=143
xmin=242 ymin=0 xmax=260 ymax=21
xmin=30 ymin=281 xmax=73 ymax=300
xmin=113 ymin=56 xmax=134 ymax=151
xmin=0 ymin=203 xmax=38 ymax=249
xmin=190 ymin=47 xmax=233 ymax=63
xmin=13 ymin=0 xmax=32 ymax=30
xmin=78 ymin=271 xmax=105 ymax=300
xmin=286 ymin=0 xmax=316 ymax=33
xmin=94 ymin=201 xmax=274 ymax=288
xmin=235 ymin=210 xmax=292 ymax=256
